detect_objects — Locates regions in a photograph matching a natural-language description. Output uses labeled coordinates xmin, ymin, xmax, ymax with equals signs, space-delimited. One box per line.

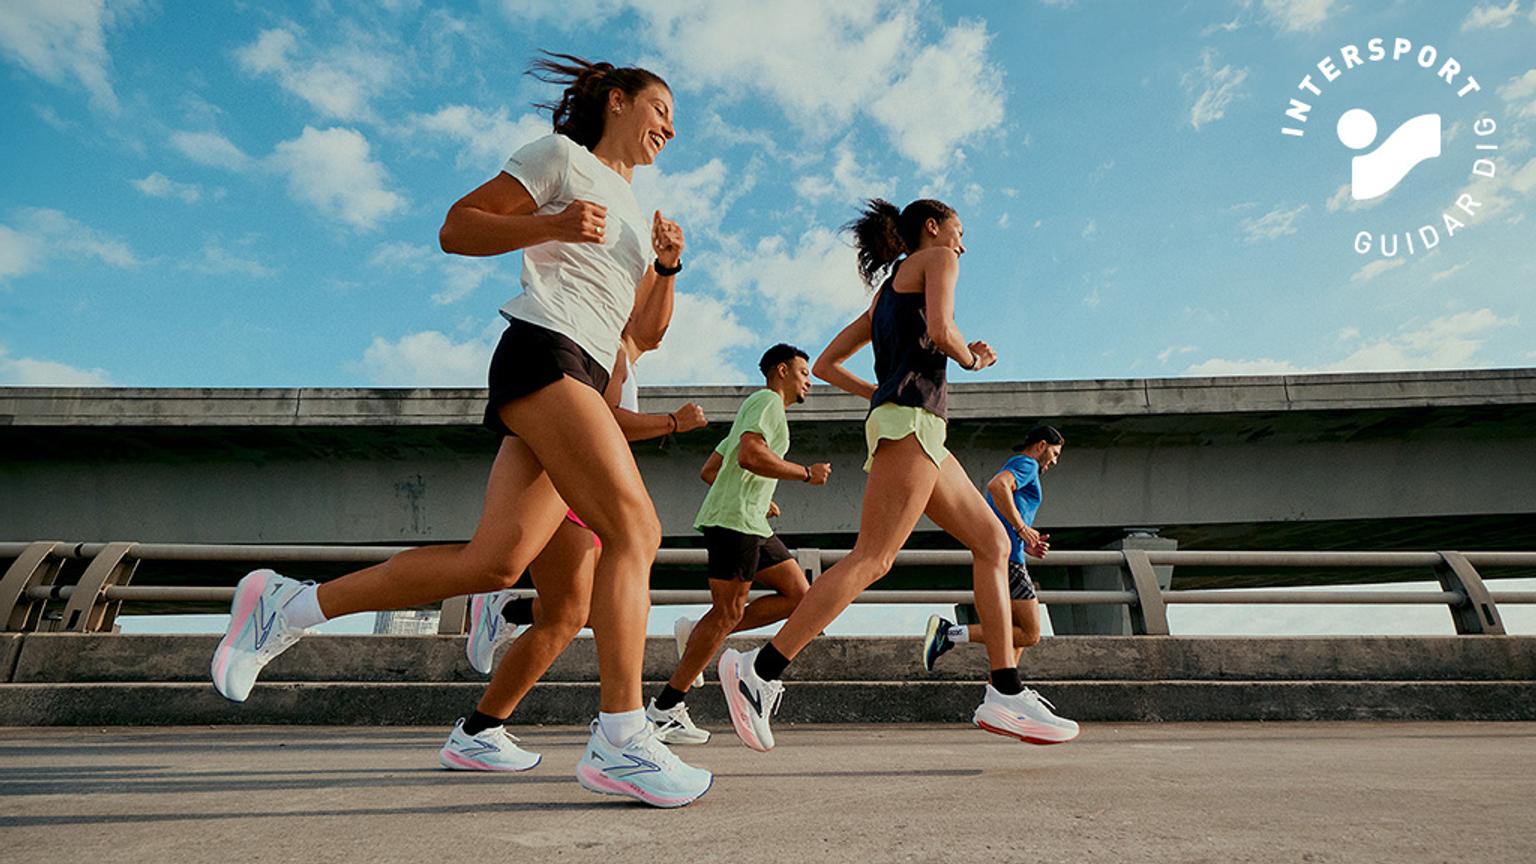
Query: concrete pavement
xmin=2 ymin=722 xmax=1533 ymax=863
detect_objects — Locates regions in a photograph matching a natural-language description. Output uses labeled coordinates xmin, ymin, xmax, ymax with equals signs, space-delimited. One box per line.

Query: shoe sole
xmin=439 ymin=748 xmax=541 ymax=772
xmin=718 ymin=651 xmax=771 ymax=752
xmin=655 ymin=730 xmax=711 ymax=746
xmin=210 ymin=570 xmax=272 ymax=702
xmin=974 ymin=719 xmax=1078 ymax=746
xmin=920 ymin=615 xmax=942 ymax=672
xmin=576 ymin=763 xmax=713 ymax=808
xmin=467 ymin=593 xmax=495 ymax=675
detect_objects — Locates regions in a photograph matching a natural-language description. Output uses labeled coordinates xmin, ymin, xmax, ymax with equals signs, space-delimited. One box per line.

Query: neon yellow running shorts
xmin=863 ymin=403 xmax=950 ymax=473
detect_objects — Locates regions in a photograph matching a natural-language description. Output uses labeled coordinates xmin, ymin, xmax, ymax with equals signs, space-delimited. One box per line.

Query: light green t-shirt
xmin=693 ymin=389 xmax=790 ymax=537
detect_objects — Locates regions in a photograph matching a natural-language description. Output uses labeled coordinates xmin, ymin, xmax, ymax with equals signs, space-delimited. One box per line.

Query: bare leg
xmin=768 ymin=435 xmax=940 ymax=661
xmin=668 ymin=579 xmax=751 ymax=692
xmin=962 ymin=598 xmax=1042 ymax=668
xmin=921 ymin=454 xmax=1016 ymax=670
xmin=315 ymin=437 xmax=567 ymax=618
xmin=733 ymin=559 xmax=809 ymax=632
xmin=500 ymin=378 xmax=660 ymax=713
xmin=475 ymin=519 xmax=596 ymax=717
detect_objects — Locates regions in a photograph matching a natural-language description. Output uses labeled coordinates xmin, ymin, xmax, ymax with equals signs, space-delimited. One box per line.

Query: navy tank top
xmin=869 ymin=265 xmax=948 ymax=420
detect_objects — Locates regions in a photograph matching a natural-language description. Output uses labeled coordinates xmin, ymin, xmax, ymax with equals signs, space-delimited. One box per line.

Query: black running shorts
xmin=1008 ymin=560 xmax=1037 ymax=601
xmin=483 ymin=317 xmax=612 ymax=437
xmin=701 ymin=527 xmax=795 ymax=583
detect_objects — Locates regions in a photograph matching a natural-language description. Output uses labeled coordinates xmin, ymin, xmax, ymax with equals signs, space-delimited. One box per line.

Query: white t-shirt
xmin=618 ymin=353 xmax=640 ymax=412
xmin=499 ymin=134 xmax=649 ymax=368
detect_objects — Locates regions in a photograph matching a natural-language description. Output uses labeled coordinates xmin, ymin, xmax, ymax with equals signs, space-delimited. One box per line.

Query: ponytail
xmin=528 ymin=51 xmax=669 ymax=150
xmin=844 ymin=197 xmax=957 ymax=287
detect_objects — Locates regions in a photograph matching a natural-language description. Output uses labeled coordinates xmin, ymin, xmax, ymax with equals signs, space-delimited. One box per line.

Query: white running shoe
xmin=718 ymin=647 xmax=784 ymax=752
xmin=646 ymin=697 xmax=711 ymax=745
xmin=466 ymin=590 xmax=520 ymax=675
xmin=210 ymin=569 xmax=311 ymax=703
xmin=674 ymin=616 xmax=704 ymax=687
xmin=438 ymin=718 xmax=541 ymax=772
xmin=973 ymin=685 xmax=1080 ymax=745
xmin=575 ymin=721 xmax=713 ymax=808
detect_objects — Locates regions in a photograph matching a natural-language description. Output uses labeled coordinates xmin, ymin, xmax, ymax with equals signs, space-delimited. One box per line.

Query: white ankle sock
xmin=599 ymin=708 xmax=647 ymax=746
xmin=283 ymin=585 xmax=328 ymax=630
xmin=949 ymin=624 xmax=970 ymax=643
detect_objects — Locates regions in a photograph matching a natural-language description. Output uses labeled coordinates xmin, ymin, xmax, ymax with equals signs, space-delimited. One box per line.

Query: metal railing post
xmin=1121 ymin=549 xmax=1170 ymax=635
xmin=438 ymin=595 xmax=470 ymax=635
xmin=1434 ymin=551 xmax=1505 ymax=635
xmin=60 ymin=542 xmax=139 ymax=633
xmin=1 ymin=541 xmax=65 ymax=632
xmin=795 ymin=547 xmax=822 ymax=583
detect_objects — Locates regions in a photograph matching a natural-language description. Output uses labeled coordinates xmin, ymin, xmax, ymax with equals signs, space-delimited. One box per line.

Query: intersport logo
xmin=1278 ymin=36 xmax=1505 ymax=257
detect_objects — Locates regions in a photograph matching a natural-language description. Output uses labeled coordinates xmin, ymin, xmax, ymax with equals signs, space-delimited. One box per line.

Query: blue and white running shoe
xmin=575 ymin=721 xmax=713 ymax=808
xmin=210 ymin=569 xmax=310 ymax=702
xmin=466 ymin=590 xmax=520 ymax=675
xmin=921 ymin=615 xmax=957 ymax=672
xmin=439 ymin=718 xmax=542 ymax=771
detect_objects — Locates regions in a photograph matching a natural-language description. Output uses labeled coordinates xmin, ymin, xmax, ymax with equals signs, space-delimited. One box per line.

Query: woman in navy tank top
xmin=720 ymin=199 xmax=1048 ymax=752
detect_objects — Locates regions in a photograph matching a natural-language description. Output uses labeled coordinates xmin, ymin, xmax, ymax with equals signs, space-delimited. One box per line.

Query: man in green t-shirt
xmin=645 ymin=344 xmax=832 ymax=744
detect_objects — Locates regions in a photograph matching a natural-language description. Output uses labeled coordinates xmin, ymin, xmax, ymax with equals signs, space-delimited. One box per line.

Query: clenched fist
xmin=670 ymin=402 xmax=706 ymax=433
xmin=652 ymin=210 xmax=684 ymax=268
xmin=552 ymin=199 xmax=607 ymax=244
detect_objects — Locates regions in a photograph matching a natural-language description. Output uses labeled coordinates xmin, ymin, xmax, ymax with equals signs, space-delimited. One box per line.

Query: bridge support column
xmin=1045 ymin=530 xmax=1177 ymax=635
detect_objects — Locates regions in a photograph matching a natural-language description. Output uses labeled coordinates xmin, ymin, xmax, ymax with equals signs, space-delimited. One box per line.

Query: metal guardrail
xmin=3 ymin=541 xmax=1533 ymax=636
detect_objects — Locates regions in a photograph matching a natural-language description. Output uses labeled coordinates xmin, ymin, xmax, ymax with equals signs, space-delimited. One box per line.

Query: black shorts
xmin=483 ymin=317 xmax=612 ymax=437
xmin=701 ymin=527 xmax=795 ymax=582
xmin=1008 ymin=560 xmax=1037 ymax=601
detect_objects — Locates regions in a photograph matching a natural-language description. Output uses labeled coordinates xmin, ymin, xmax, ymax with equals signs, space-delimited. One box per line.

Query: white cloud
xmin=184 ymin=240 xmax=276 ymax=279
xmin=1260 ymin=0 xmax=1338 ymax=33
xmin=1239 ymin=203 xmax=1307 ymax=243
xmin=0 ymin=345 xmax=111 ymax=385
xmin=533 ymin=1 xmax=1007 ymax=172
xmin=867 ymin=19 xmax=1006 ymax=170
xmin=131 ymin=172 xmax=202 ymax=204
xmin=0 ymin=0 xmax=140 ymax=114
xmin=1081 ymin=218 xmax=1098 ymax=239
xmin=235 ymin=27 xmax=395 ymax=122
xmin=633 ymin=157 xmax=744 ymax=237
xmin=1185 ymin=48 xmax=1248 ymax=130
xmin=408 ymin=105 xmax=548 ymax=170
xmin=170 ymin=130 xmax=253 ymax=171
xmin=1326 ymin=182 xmax=1386 ymax=212
xmin=367 ymin=241 xmax=496 ymax=305
xmin=698 ymin=226 xmax=865 ymax=338
xmin=1185 ymin=309 xmax=1518 ymax=376
xmin=1498 ymin=68 xmax=1536 ymax=119
xmin=1335 ymin=326 xmax=1360 ymax=342
xmin=0 ymin=225 xmax=45 ymax=281
xmin=359 ymin=329 xmax=496 ymax=386
xmin=1349 ymin=257 xmax=1405 ymax=283
xmin=1 ymin=209 xmax=141 ymax=280
xmin=1157 ymin=345 xmax=1197 ymax=364
xmin=1462 ymin=1 xmax=1522 ymax=30
xmin=269 ymin=127 xmax=407 ymax=232
xmin=791 ymin=140 xmax=895 ymax=206
xmin=1430 ymin=262 xmax=1470 ymax=282
xmin=639 ymin=292 xmax=755 ymax=384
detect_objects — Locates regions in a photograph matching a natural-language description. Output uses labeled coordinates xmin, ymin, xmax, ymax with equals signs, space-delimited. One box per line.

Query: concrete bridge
xmin=3 ymin=368 xmax=1533 ymax=595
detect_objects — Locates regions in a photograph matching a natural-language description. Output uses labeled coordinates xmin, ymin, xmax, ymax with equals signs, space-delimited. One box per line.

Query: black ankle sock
xmin=462 ymin=710 xmax=508 ymax=736
xmin=990 ymin=667 xmax=1024 ymax=696
xmin=501 ymin=597 xmax=535 ymax=626
xmin=753 ymin=644 xmax=791 ymax=681
xmin=654 ymin=685 xmax=687 ymax=712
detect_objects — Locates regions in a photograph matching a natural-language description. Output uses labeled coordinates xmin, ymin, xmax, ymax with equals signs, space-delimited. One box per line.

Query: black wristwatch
xmin=654 ymin=258 xmax=683 ymax=277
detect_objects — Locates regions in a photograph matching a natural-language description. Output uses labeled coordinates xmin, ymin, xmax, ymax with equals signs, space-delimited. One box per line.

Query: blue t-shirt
xmin=988 ymin=455 xmax=1042 ymax=565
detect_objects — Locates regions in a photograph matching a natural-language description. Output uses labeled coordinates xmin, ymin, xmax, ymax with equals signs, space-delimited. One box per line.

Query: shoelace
xmin=1018 ymin=688 xmax=1061 ymax=715
xmin=763 ymin=680 xmax=786 ymax=717
xmin=630 ymin=724 xmax=682 ymax=769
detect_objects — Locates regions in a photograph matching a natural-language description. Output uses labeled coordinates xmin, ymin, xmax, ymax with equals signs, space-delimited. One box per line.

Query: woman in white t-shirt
xmin=209 ymin=52 xmax=713 ymax=808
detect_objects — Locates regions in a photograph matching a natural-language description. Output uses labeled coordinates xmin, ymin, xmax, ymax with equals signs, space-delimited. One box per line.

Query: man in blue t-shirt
xmin=921 ymin=425 xmax=1065 ymax=671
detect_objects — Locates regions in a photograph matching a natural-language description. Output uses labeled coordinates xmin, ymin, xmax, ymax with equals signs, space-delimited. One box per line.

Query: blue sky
xmin=3 ymin=0 xmax=1535 ymax=389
